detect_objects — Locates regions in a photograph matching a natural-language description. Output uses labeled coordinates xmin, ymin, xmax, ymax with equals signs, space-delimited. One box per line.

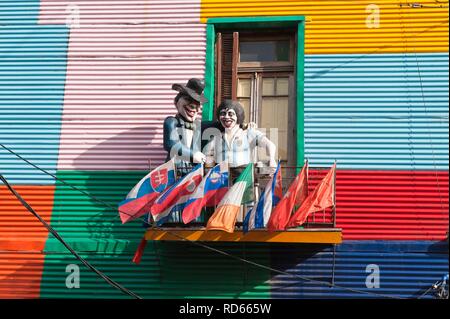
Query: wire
xmin=159 ymin=230 xmax=406 ymax=299
xmin=399 ymin=2 xmax=448 ymax=226
xmin=417 ymin=276 xmax=448 ymax=299
xmin=411 ymin=37 xmax=447 ymax=220
xmin=0 ymin=142 xmax=406 ymax=299
xmin=0 ymin=173 xmax=142 ymax=299
xmin=0 ymin=143 xmax=124 ymax=219
xmin=417 ymin=282 xmax=438 ymax=299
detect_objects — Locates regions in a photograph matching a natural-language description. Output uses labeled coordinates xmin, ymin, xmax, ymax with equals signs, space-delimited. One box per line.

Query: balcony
xmin=144 ymin=165 xmax=342 ymax=244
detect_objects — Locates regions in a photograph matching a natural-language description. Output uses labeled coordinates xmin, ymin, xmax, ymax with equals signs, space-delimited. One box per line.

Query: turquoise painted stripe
xmin=0 ymin=1 xmax=39 ymax=25
xmin=0 ymin=16 xmax=69 ymax=184
xmin=304 ymin=53 xmax=449 ymax=170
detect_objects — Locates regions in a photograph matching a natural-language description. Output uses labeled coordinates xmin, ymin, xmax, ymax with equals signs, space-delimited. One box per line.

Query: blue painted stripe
xmin=0 ymin=19 xmax=69 ymax=184
xmin=0 ymin=1 xmax=39 ymax=25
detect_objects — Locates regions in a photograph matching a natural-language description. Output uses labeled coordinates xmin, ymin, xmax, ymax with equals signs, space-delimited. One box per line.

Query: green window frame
xmin=203 ymin=16 xmax=305 ymax=168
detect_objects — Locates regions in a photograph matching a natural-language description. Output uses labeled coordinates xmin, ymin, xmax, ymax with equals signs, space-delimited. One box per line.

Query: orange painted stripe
xmin=0 ymin=252 xmax=45 ymax=299
xmin=0 ymin=186 xmax=54 ymax=252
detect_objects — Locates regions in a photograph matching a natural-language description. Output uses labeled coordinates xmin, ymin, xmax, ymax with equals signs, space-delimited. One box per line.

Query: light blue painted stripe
xmin=304 ymin=53 xmax=449 ymax=170
xmin=0 ymin=9 xmax=69 ymax=184
xmin=0 ymin=2 xmax=39 ymax=25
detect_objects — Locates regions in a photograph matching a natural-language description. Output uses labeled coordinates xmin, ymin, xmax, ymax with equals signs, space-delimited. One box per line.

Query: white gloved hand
xmin=247 ymin=121 xmax=258 ymax=129
xmin=268 ymin=160 xmax=277 ymax=176
xmin=193 ymin=151 xmax=206 ymax=163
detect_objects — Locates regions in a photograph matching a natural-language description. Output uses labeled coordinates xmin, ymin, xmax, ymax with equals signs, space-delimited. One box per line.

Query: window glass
xmin=276 ymin=78 xmax=289 ymax=96
xmin=239 ymin=40 xmax=289 ymax=62
xmin=237 ymin=78 xmax=251 ymax=97
xmin=262 ymin=78 xmax=275 ymax=96
xmin=260 ymin=95 xmax=289 ymax=160
xmin=237 ymin=78 xmax=251 ymax=122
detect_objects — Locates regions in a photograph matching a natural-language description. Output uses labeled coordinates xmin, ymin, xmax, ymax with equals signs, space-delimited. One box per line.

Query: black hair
xmin=216 ymin=100 xmax=245 ymax=128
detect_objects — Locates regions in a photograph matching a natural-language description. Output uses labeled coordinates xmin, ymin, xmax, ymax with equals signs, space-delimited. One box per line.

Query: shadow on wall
xmin=153 ymin=241 xmax=274 ymax=298
xmin=49 ymin=126 xmax=163 ymax=252
xmin=269 ymin=244 xmax=334 ymax=297
xmin=71 ymin=125 xmax=165 ymax=172
xmin=0 ymin=252 xmax=44 ymax=299
xmin=64 ymin=121 xmax=223 ymax=244
xmin=49 ymin=125 xmax=329 ymax=298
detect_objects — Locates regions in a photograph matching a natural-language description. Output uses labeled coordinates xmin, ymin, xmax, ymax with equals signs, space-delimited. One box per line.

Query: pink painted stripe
xmin=57 ymin=23 xmax=206 ymax=171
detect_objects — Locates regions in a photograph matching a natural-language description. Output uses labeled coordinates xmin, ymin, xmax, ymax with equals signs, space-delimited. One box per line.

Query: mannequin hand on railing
xmin=193 ymin=151 xmax=206 ymax=163
xmin=268 ymin=160 xmax=277 ymax=176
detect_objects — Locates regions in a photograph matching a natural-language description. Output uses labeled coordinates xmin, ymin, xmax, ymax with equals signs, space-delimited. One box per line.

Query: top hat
xmin=172 ymin=78 xmax=207 ymax=104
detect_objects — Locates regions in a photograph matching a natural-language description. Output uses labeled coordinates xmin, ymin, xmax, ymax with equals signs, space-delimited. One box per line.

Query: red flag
xmin=267 ymin=161 xmax=308 ymax=231
xmin=287 ymin=163 xmax=336 ymax=228
xmin=294 ymin=161 xmax=308 ymax=208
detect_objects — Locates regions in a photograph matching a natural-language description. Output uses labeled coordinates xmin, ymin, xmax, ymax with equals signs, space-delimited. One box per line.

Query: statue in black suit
xmin=163 ymin=78 xmax=208 ymax=176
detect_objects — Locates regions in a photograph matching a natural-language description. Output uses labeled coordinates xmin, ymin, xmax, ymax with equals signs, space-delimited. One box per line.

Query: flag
xmin=206 ymin=163 xmax=253 ymax=233
xmin=182 ymin=162 xmax=229 ymax=224
xmin=243 ymin=161 xmax=282 ymax=232
xmin=294 ymin=160 xmax=309 ymax=208
xmin=287 ymin=163 xmax=336 ymax=228
xmin=150 ymin=164 xmax=204 ymax=226
xmin=266 ymin=160 xmax=308 ymax=231
xmin=118 ymin=158 xmax=176 ymax=224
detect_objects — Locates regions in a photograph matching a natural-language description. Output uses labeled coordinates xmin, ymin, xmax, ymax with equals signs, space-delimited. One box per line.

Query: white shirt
xmin=205 ymin=127 xmax=265 ymax=168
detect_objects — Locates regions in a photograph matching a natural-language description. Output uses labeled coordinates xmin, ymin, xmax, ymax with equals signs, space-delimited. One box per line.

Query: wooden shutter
xmin=215 ymin=31 xmax=238 ymax=115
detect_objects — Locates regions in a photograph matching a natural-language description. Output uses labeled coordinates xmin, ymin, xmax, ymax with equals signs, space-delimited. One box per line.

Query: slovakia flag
xmin=150 ymin=164 xmax=204 ymax=226
xmin=243 ymin=162 xmax=282 ymax=232
xmin=118 ymin=158 xmax=176 ymax=224
xmin=182 ymin=162 xmax=229 ymax=224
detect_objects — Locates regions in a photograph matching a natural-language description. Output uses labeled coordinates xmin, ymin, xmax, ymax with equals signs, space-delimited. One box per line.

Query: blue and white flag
xmin=243 ymin=162 xmax=282 ymax=232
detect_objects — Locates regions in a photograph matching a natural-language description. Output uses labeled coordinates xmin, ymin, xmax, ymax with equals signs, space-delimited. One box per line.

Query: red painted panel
xmin=306 ymin=169 xmax=449 ymax=240
xmin=0 ymin=186 xmax=54 ymax=251
xmin=0 ymin=252 xmax=44 ymax=299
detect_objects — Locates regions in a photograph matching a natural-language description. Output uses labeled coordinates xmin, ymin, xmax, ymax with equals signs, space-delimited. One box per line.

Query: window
xmin=203 ymin=17 xmax=305 ymax=170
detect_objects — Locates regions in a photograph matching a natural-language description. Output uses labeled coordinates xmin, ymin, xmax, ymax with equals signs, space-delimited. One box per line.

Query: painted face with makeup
xmin=219 ymin=108 xmax=238 ymax=129
xmin=176 ymin=96 xmax=201 ymax=122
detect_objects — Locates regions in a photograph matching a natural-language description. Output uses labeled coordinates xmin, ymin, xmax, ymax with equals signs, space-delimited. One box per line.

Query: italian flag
xmin=206 ymin=163 xmax=254 ymax=233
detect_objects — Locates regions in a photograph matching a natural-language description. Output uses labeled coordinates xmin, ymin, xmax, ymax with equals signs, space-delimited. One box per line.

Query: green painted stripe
xmin=207 ymin=16 xmax=305 ymax=29
xmin=203 ymin=16 xmax=306 ymax=169
xmin=40 ymin=243 xmax=270 ymax=299
xmin=44 ymin=170 xmax=148 ymax=254
xmin=40 ymin=170 xmax=270 ymax=298
xmin=203 ymin=24 xmax=215 ymax=122
xmin=297 ymin=22 xmax=306 ymax=171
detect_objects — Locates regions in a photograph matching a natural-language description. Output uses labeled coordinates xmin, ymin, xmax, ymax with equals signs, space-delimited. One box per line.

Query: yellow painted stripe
xmin=145 ymin=228 xmax=343 ymax=244
xmin=201 ymin=0 xmax=449 ymax=54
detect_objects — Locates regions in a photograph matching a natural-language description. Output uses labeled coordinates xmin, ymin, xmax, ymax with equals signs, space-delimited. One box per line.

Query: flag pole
xmin=333 ymin=159 xmax=337 ymax=228
xmin=305 ymin=158 xmax=309 ymax=226
xmin=331 ymin=159 xmax=337 ymax=286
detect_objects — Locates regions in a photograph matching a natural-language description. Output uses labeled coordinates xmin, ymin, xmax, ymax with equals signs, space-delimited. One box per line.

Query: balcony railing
xmin=151 ymin=164 xmax=336 ymax=231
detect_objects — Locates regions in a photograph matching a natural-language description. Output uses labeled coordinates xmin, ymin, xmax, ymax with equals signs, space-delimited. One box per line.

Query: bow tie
xmin=184 ymin=122 xmax=194 ymax=130
xmin=176 ymin=114 xmax=195 ymax=130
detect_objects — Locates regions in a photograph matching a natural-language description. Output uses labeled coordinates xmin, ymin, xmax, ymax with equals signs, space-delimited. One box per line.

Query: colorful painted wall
xmin=0 ymin=0 xmax=448 ymax=298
